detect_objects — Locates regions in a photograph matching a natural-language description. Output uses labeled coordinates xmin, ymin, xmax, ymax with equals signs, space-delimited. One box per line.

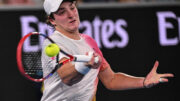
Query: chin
xmin=69 ymin=27 xmax=79 ymax=32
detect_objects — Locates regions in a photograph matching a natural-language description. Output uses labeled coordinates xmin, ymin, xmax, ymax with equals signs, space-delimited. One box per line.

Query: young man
xmin=41 ymin=0 xmax=174 ymax=101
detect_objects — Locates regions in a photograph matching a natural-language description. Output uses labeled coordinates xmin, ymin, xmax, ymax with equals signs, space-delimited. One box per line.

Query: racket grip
xmin=73 ymin=55 xmax=99 ymax=63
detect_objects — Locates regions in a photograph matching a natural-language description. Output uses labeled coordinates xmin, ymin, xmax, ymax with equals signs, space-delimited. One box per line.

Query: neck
xmin=56 ymin=28 xmax=80 ymax=40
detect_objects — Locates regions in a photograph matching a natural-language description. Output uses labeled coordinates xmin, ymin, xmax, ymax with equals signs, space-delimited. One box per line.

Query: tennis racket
xmin=16 ymin=32 xmax=98 ymax=82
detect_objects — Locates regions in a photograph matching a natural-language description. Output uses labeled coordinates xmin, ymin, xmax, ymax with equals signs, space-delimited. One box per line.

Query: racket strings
xmin=18 ymin=33 xmax=62 ymax=81
xmin=22 ymin=52 xmax=43 ymax=78
xmin=21 ymin=34 xmax=44 ymax=79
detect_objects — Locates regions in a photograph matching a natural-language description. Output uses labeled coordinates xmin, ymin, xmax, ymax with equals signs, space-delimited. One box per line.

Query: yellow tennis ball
xmin=45 ymin=43 xmax=60 ymax=57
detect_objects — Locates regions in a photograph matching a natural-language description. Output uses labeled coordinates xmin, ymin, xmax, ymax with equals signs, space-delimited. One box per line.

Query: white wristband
xmin=74 ymin=62 xmax=90 ymax=75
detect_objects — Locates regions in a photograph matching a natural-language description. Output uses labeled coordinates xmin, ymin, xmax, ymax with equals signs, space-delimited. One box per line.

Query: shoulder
xmin=80 ymin=34 xmax=98 ymax=47
xmin=80 ymin=34 xmax=93 ymax=40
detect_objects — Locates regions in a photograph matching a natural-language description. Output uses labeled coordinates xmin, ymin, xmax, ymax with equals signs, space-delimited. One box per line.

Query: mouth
xmin=70 ymin=20 xmax=76 ymax=24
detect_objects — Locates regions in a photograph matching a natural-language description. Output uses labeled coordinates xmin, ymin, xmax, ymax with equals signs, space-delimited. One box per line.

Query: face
xmin=50 ymin=1 xmax=80 ymax=33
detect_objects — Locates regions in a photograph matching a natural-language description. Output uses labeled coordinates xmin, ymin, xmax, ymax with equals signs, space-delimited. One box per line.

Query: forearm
xmin=108 ymin=72 xmax=145 ymax=90
xmin=56 ymin=53 xmax=100 ymax=86
xmin=57 ymin=62 xmax=84 ymax=86
xmin=100 ymin=61 xmax=174 ymax=91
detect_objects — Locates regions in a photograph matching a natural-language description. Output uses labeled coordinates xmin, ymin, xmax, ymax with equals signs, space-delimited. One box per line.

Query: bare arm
xmin=99 ymin=60 xmax=174 ymax=90
xmin=57 ymin=53 xmax=100 ymax=86
xmin=99 ymin=67 xmax=145 ymax=90
xmin=57 ymin=57 xmax=84 ymax=86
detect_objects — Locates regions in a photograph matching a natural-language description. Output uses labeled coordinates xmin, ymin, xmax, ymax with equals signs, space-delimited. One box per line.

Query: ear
xmin=48 ymin=16 xmax=56 ymax=26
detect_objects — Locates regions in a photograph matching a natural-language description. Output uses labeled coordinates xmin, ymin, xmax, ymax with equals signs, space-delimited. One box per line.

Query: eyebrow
xmin=58 ymin=8 xmax=64 ymax=11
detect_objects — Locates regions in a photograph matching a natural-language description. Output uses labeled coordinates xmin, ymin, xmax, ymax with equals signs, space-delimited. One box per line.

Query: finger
xmin=85 ymin=54 xmax=95 ymax=66
xmin=93 ymin=53 xmax=98 ymax=57
xmin=89 ymin=55 xmax=95 ymax=64
xmin=159 ymin=78 xmax=168 ymax=83
xmin=151 ymin=60 xmax=159 ymax=72
xmin=159 ymin=73 xmax=174 ymax=78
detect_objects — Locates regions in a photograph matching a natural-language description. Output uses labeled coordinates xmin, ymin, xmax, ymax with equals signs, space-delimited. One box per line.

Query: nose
xmin=67 ymin=10 xmax=74 ymax=19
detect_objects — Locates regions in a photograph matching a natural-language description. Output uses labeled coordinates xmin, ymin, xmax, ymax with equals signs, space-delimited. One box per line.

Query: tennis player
xmin=41 ymin=0 xmax=174 ymax=101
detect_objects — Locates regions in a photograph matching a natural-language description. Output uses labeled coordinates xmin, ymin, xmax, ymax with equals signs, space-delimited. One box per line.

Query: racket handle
xmin=73 ymin=55 xmax=99 ymax=63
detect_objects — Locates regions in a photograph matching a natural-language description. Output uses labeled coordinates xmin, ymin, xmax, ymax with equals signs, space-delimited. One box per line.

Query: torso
xmin=41 ymin=31 xmax=100 ymax=101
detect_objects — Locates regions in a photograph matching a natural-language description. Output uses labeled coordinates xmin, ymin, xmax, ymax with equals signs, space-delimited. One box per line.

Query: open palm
xmin=144 ymin=61 xmax=174 ymax=88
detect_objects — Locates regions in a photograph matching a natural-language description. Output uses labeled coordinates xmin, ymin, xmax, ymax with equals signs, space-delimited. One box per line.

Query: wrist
xmin=74 ymin=62 xmax=90 ymax=75
xmin=143 ymin=77 xmax=147 ymax=88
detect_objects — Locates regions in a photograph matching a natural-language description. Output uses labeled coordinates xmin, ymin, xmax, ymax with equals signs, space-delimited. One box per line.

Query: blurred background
xmin=0 ymin=0 xmax=180 ymax=5
xmin=0 ymin=0 xmax=179 ymax=101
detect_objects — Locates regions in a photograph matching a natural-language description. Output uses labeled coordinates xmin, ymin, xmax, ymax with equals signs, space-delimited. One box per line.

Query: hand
xmin=143 ymin=60 xmax=174 ymax=88
xmin=85 ymin=52 xmax=102 ymax=69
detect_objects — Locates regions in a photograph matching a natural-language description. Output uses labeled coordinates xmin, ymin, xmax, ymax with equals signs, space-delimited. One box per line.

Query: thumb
xmin=151 ymin=60 xmax=159 ymax=73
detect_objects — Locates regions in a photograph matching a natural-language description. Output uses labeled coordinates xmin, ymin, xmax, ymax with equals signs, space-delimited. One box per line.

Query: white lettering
xmin=21 ymin=15 xmax=129 ymax=51
xmin=102 ymin=20 xmax=115 ymax=48
xmin=115 ymin=19 xmax=129 ymax=48
xmin=20 ymin=16 xmax=53 ymax=52
xmin=80 ymin=16 xmax=129 ymax=49
xmin=178 ymin=18 xmax=180 ymax=40
xmin=93 ymin=16 xmax=102 ymax=48
xmin=79 ymin=21 xmax=93 ymax=37
xmin=157 ymin=11 xmax=179 ymax=46
xmin=20 ymin=16 xmax=39 ymax=52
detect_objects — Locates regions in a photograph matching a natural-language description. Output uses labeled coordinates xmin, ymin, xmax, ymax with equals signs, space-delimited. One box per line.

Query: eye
xmin=70 ymin=6 xmax=75 ymax=10
xmin=59 ymin=11 xmax=65 ymax=15
xmin=71 ymin=7 xmax=74 ymax=10
xmin=70 ymin=3 xmax=76 ymax=10
xmin=55 ymin=10 xmax=65 ymax=15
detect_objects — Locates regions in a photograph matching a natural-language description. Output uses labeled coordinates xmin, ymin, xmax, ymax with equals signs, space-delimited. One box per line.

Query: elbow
xmin=105 ymin=84 xmax=121 ymax=91
xmin=104 ymin=82 xmax=128 ymax=91
xmin=58 ymin=74 xmax=72 ymax=86
xmin=61 ymin=75 xmax=83 ymax=86
xmin=104 ymin=82 xmax=115 ymax=91
xmin=62 ymin=79 xmax=74 ymax=86
xmin=103 ymin=81 xmax=123 ymax=91
xmin=106 ymin=86 xmax=116 ymax=91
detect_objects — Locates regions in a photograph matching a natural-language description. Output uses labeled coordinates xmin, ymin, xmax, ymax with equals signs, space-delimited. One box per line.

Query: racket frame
xmin=17 ymin=32 xmax=74 ymax=82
